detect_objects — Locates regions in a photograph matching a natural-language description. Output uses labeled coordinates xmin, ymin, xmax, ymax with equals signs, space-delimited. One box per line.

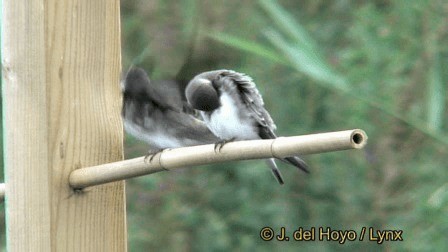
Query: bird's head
xmin=185 ymin=77 xmax=220 ymax=112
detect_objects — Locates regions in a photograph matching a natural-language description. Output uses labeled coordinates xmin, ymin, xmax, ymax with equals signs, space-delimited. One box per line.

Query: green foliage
xmin=207 ymin=31 xmax=289 ymax=65
xmin=260 ymin=0 xmax=348 ymax=91
xmin=120 ymin=0 xmax=448 ymax=251
xmin=427 ymin=53 xmax=444 ymax=131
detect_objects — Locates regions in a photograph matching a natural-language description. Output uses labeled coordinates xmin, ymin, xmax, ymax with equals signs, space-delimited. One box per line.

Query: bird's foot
xmin=214 ymin=138 xmax=235 ymax=153
xmin=144 ymin=148 xmax=165 ymax=163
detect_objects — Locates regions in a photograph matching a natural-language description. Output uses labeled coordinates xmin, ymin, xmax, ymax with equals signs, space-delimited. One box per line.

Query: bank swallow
xmin=185 ymin=70 xmax=309 ymax=184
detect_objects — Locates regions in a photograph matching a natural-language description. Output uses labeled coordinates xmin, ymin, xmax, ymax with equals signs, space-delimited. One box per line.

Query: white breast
xmin=202 ymin=92 xmax=259 ymax=140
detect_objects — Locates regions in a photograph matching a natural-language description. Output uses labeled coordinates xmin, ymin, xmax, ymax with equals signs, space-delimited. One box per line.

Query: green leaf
xmin=428 ymin=183 xmax=448 ymax=209
xmin=263 ymin=29 xmax=349 ymax=92
xmin=427 ymin=52 xmax=444 ymax=131
xmin=206 ymin=32 xmax=289 ymax=65
xmin=259 ymin=0 xmax=316 ymax=52
xmin=181 ymin=0 xmax=198 ymax=39
xmin=131 ymin=44 xmax=152 ymax=66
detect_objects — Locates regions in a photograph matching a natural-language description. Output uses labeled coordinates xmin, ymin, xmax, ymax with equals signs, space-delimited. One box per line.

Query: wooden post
xmin=2 ymin=0 xmax=126 ymax=251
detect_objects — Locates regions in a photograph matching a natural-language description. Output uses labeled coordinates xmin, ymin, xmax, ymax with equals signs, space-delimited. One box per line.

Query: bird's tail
xmin=281 ymin=156 xmax=310 ymax=173
xmin=265 ymin=158 xmax=284 ymax=185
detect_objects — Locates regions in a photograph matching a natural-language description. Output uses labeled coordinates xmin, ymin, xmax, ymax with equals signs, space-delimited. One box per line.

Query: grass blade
xmin=259 ymin=0 xmax=316 ymax=51
xmin=263 ymin=29 xmax=348 ymax=92
xmin=427 ymin=52 xmax=444 ymax=131
xmin=206 ymin=32 xmax=289 ymax=65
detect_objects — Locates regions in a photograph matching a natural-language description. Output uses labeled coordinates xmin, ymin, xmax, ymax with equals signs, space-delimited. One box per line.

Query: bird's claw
xmin=214 ymin=142 xmax=223 ymax=153
xmin=144 ymin=149 xmax=164 ymax=163
xmin=214 ymin=138 xmax=235 ymax=153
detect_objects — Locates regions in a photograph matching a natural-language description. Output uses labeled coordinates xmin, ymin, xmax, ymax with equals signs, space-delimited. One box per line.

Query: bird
xmin=121 ymin=67 xmax=219 ymax=159
xmin=185 ymin=70 xmax=309 ymax=184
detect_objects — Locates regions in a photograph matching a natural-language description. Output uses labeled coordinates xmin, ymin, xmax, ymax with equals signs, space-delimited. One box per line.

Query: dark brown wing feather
xmin=218 ymin=70 xmax=309 ymax=173
xmin=217 ymin=70 xmax=277 ymax=137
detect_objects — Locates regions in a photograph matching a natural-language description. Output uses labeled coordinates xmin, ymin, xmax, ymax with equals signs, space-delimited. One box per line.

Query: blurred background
xmin=1 ymin=0 xmax=448 ymax=251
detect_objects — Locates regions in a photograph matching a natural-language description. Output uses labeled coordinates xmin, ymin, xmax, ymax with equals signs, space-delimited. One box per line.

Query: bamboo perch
xmin=69 ymin=129 xmax=367 ymax=189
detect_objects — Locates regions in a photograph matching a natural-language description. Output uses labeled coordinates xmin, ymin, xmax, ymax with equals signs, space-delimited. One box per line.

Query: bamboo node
xmin=270 ymin=137 xmax=283 ymax=159
xmin=158 ymin=149 xmax=170 ymax=171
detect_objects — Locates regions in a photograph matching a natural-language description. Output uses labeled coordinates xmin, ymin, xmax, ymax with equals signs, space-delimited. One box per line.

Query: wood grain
xmin=2 ymin=0 xmax=126 ymax=251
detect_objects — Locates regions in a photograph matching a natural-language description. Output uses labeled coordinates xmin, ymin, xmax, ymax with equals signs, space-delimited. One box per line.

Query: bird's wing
xmin=122 ymin=67 xmax=219 ymax=147
xmin=217 ymin=70 xmax=277 ymax=139
xmin=216 ymin=70 xmax=309 ymax=174
xmin=122 ymin=67 xmax=180 ymax=114
xmin=164 ymin=110 xmax=219 ymax=144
